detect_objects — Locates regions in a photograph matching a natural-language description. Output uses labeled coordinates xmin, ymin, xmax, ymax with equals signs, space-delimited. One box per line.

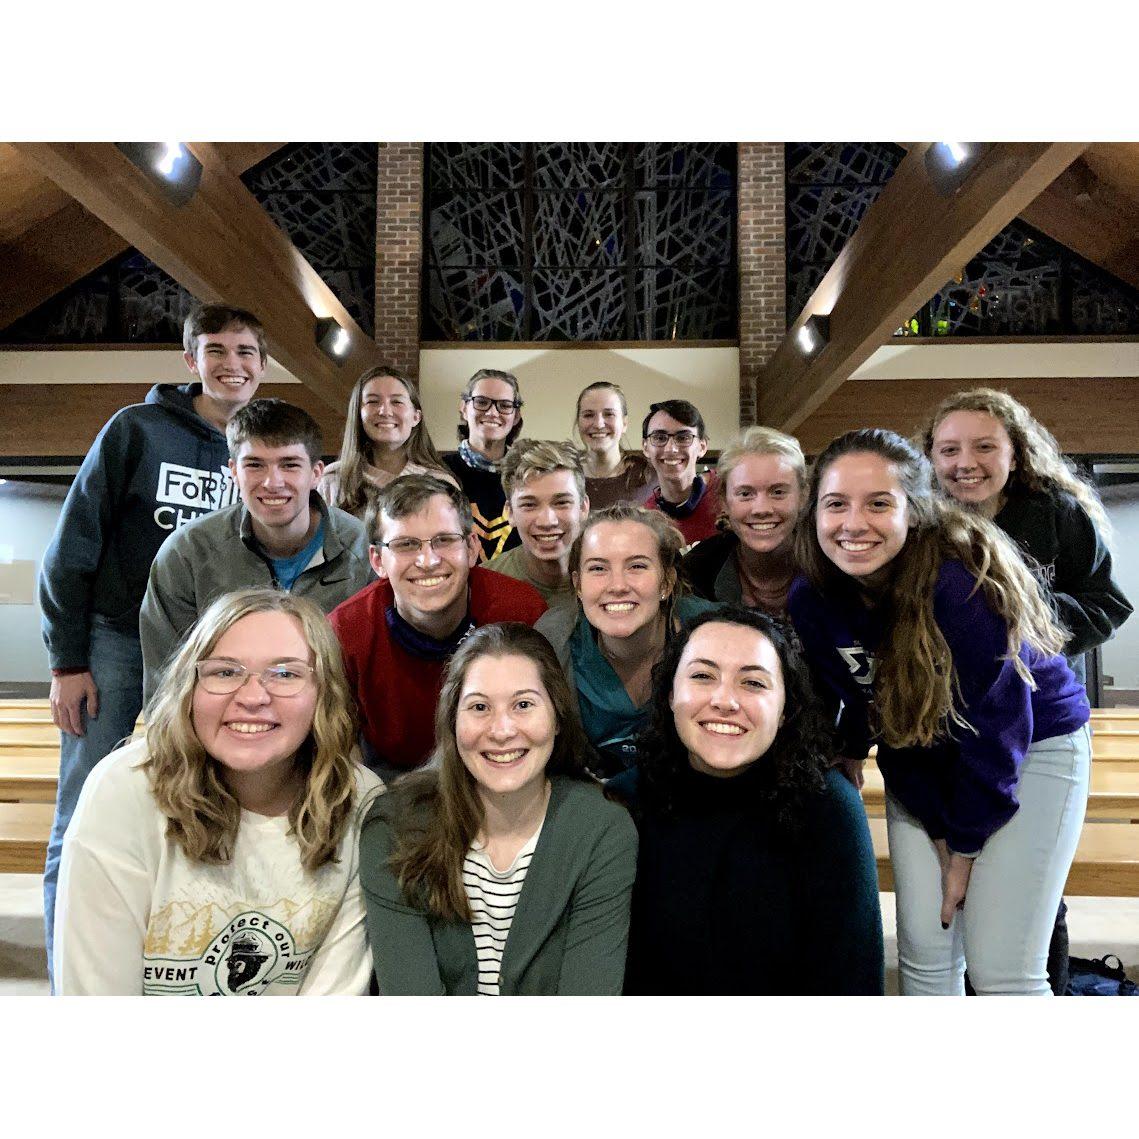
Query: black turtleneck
xmin=613 ymin=763 xmax=884 ymax=995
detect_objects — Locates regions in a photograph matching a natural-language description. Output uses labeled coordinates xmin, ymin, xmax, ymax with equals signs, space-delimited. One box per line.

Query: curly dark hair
xmin=637 ymin=606 xmax=831 ymax=827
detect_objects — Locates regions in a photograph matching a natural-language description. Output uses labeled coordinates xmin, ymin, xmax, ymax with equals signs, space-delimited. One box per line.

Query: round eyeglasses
xmin=195 ymin=660 xmax=315 ymax=697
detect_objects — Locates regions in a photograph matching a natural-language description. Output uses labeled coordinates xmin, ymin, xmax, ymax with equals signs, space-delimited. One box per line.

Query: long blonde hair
xmin=796 ymin=430 xmax=1067 ymax=748
xmin=332 ymin=366 xmax=449 ymax=517
xmin=919 ymin=386 xmax=1110 ymax=541
xmin=142 ymin=589 xmax=360 ymax=872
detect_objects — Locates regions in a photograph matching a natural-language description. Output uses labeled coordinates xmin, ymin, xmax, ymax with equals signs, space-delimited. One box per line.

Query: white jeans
xmin=887 ymin=724 xmax=1091 ymax=996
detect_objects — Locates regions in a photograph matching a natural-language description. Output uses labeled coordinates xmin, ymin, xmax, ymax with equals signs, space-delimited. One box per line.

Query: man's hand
xmin=50 ymin=671 xmax=99 ymax=737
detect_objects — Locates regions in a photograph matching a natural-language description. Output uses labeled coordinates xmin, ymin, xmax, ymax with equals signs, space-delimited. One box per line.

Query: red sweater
xmin=643 ymin=470 xmax=722 ymax=547
xmin=328 ymin=567 xmax=547 ymax=772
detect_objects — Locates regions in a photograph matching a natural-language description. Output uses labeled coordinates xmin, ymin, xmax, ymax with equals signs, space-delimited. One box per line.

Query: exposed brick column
xmin=737 ymin=143 xmax=786 ymax=427
xmin=375 ymin=143 xmax=424 ymax=377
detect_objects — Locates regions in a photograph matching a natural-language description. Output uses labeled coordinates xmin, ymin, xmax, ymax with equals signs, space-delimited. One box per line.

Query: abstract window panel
xmin=427 ymin=266 xmax=526 ymax=341
xmin=636 ymin=143 xmax=736 ymax=188
xmin=117 ymin=253 xmax=198 ymax=342
xmin=428 ymin=191 xmax=525 ymax=267
xmin=423 ymin=142 xmax=736 ymax=341
xmin=429 ymin=143 xmax=526 ymax=189
xmin=1 ymin=270 xmax=116 ymax=343
xmin=786 ymin=142 xmax=902 ymax=187
xmin=1070 ymin=260 xmax=1139 ymax=334
xmin=244 ymin=143 xmax=377 ymax=337
xmin=533 ymin=143 xmax=625 ymax=189
xmin=533 ymin=192 xmax=625 ymax=267
xmin=637 ymin=190 xmax=735 ymax=267
xmin=634 ymin=268 xmax=736 ymax=340
xmin=532 ymin=271 xmax=627 ymax=341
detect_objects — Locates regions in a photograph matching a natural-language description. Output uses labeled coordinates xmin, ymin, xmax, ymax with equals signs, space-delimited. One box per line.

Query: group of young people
xmin=41 ymin=303 xmax=1131 ymax=996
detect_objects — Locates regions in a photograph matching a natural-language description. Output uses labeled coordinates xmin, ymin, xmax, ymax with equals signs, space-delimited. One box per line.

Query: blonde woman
xmin=788 ymin=429 xmax=1091 ymax=996
xmin=54 ymin=589 xmax=381 ymax=996
xmin=319 ymin=365 xmax=456 ymax=520
xmin=683 ymin=425 xmax=806 ymax=616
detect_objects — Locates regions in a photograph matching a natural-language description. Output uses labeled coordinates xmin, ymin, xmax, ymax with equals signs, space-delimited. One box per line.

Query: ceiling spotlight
xmin=316 ymin=318 xmax=351 ymax=361
xmin=796 ymin=313 xmax=830 ymax=357
xmin=924 ymin=142 xmax=992 ymax=196
xmin=115 ymin=142 xmax=203 ymax=206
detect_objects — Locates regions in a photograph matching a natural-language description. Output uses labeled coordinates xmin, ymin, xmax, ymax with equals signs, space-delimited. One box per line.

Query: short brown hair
xmin=183 ymin=303 xmax=267 ymax=363
xmin=226 ymin=399 xmax=323 ymax=463
xmin=500 ymin=438 xmax=587 ymax=501
xmin=365 ymin=473 xmax=474 ymax=545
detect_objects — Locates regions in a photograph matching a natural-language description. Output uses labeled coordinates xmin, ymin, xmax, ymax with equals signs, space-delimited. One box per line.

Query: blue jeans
xmin=43 ymin=618 xmax=144 ymax=990
xmin=887 ymin=723 xmax=1091 ymax=996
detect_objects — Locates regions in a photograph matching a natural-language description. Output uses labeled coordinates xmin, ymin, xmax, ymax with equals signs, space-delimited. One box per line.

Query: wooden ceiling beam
xmin=759 ymin=143 xmax=1088 ymax=432
xmin=1018 ymin=155 xmax=1139 ymax=293
xmin=0 ymin=143 xmax=286 ymax=333
xmin=8 ymin=142 xmax=375 ymax=411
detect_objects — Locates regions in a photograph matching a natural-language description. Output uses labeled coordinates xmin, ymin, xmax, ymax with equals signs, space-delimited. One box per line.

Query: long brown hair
xmin=142 ymin=589 xmax=360 ymax=872
xmin=386 ymin=623 xmax=593 ymax=922
xmin=795 ymin=429 xmax=1067 ymax=748
xmin=331 ymin=366 xmax=449 ymax=516
xmin=919 ymin=386 xmax=1110 ymax=540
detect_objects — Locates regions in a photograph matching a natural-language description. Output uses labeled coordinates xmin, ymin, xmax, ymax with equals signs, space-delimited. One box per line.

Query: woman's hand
xmin=933 ymin=838 xmax=974 ymax=928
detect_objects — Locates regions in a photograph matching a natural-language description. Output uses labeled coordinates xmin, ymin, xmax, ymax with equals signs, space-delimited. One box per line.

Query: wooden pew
xmin=0 ymin=803 xmax=54 ymax=873
xmin=862 ymin=763 xmax=1139 ymax=822
xmin=867 ymin=818 xmax=1139 ymax=897
xmin=0 ymin=753 xmax=60 ymax=804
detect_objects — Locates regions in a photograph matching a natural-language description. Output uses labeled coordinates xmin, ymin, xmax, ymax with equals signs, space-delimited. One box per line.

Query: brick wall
xmin=737 ymin=143 xmax=786 ymax=426
xmin=375 ymin=143 xmax=424 ymax=376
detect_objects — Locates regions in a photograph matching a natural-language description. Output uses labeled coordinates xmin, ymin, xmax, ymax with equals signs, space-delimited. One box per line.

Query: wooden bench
xmin=0 ymin=752 xmax=61 ymax=804
xmin=867 ymin=817 xmax=1139 ymax=897
xmin=0 ymin=803 xmax=54 ymax=873
xmin=862 ymin=763 xmax=1139 ymax=822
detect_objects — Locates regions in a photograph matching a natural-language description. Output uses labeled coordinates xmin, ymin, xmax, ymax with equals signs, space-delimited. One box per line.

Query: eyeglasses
xmin=645 ymin=429 xmax=699 ymax=448
xmin=464 ymin=395 xmax=521 ymax=414
xmin=195 ymin=660 xmax=315 ymax=696
xmin=377 ymin=532 xmax=467 ymax=557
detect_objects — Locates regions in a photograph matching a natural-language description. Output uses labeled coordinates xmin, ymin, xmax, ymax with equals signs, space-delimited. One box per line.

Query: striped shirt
xmin=462 ymin=827 xmax=543 ymax=996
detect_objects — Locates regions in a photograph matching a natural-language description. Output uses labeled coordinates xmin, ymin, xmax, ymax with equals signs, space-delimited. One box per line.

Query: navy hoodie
xmin=39 ymin=383 xmax=241 ymax=669
xmin=788 ymin=561 xmax=1089 ymax=855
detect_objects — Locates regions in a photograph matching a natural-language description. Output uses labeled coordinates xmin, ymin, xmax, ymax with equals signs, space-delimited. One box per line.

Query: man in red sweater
xmin=329 ymin=474 xmax=547 ymax=780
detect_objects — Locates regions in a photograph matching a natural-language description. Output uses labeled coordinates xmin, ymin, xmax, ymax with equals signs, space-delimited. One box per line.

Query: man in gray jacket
xmin=140 ymin=398 xmax=374 ymax=702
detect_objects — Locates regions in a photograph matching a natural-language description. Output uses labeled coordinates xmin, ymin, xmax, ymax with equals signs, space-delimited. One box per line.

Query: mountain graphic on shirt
xmin=145 ymin=894 xmax=339 ymax=957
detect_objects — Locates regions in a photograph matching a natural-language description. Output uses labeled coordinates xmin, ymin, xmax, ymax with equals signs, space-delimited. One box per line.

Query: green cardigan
xmin=359 ymin=776 xmax=638 ymax=995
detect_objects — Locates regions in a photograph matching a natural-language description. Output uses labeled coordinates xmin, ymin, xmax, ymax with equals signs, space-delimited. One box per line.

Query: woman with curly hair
xmin=921 ymin=386 xmax=1131 ymax=685
xmin=359 ymin=622 xmax=637 ymax=995
xmin=54 ymin=589 xmax=382 ymax=996
xmin=610 ymin=607 xmax=883 ymax=995
xmin=788 ymin=429 xmax=1091 ymax=996
xmin=535 ymin=504 xmax=720 ymax=778
xmin=318 ymin=365 xmax=457 ymax=519
xmin=921 ymin=387 xmax=1131 ymax=995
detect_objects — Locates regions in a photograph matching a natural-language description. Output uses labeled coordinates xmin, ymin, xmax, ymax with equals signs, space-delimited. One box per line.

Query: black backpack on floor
xmin=1065 ymin=954 xmax=1138 ymax=996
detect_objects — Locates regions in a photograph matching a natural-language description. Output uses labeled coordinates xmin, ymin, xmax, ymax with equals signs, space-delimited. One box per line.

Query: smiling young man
xmin=488 ymin=439 xmax=589 ymax=612
xmin=328 ymin=474 xmax=547 ymax=781
xmin=640 ymin=399 xmax=720 ymax=547
xmin=140 ymin=399 xmax=373 ymax=702
xmin=38 ymin=303 xmax=269 ymax=986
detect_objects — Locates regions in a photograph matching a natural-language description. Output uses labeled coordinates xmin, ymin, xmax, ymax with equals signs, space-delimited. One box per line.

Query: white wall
xmin=1100 ymin=486 xmax=1139 ymax=697
xmin=0 ymin=482 xmax=66 ymax=687
xmin=418 ymin=346 xmax=741 ymax=449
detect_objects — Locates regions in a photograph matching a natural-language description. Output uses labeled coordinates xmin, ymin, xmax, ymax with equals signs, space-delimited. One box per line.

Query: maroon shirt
xmin=329 ymin=566 xmax=547 ymax=772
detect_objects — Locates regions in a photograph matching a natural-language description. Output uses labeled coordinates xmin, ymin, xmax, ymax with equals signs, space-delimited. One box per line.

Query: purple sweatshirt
xmin=788 ymin=560 xmax=1089 ymax=855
